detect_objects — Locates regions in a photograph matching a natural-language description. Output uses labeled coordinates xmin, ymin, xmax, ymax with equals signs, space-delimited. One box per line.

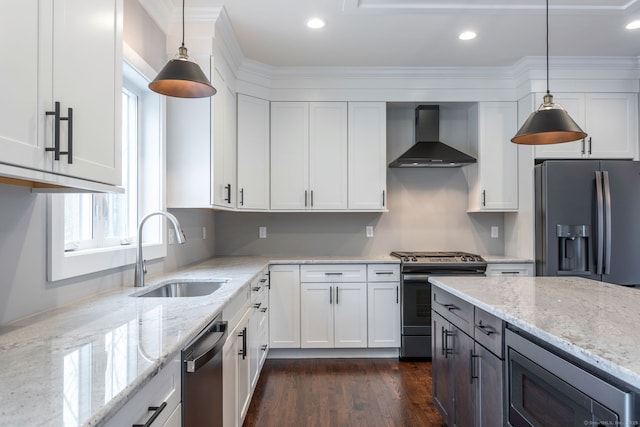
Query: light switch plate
xmin=259 ymin=226 xmax=267 ymax=238
xmin=491 ymin=226 xmax=499 ymax=239
xmin=366 ymin=226 xmax=374 ymax=238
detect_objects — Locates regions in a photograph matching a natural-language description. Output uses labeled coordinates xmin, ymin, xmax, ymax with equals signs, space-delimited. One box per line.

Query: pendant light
xmin=511 ymin=0 xmax=586 ymax=145
xmin=149 ymin=0 xmax=216 ymax=98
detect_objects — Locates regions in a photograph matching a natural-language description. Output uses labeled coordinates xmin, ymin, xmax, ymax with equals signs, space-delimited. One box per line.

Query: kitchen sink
xmin=132 ymin=280 xmax=227 ymax=298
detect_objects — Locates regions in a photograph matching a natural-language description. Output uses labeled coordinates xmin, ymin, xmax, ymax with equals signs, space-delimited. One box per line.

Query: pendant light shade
xmin=511 ymin=0 xmax=586 ymax=145
xmin=148 ymin=1 xmax=216 ymax=98
xmin=512 ymin=94 xmax=587 ymax=145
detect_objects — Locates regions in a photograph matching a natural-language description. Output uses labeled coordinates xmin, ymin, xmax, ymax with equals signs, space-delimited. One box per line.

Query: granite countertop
xmin=0 ymin=255 xmax=397 ymax=427
xmin=429 ymin=276 xmax=640 ymax=389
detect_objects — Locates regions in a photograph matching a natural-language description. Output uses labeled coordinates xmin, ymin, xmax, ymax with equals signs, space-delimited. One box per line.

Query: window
xmin=48 ymin=44 xmax=166 ymax=281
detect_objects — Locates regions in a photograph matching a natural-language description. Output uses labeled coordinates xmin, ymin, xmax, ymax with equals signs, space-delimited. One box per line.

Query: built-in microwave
xmin=505 ymin=327 xmax=637 ymax=427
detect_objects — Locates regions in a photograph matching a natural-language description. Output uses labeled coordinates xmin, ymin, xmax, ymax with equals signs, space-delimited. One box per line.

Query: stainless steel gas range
xmin=390 ymin=251 xmax=487 ymax=359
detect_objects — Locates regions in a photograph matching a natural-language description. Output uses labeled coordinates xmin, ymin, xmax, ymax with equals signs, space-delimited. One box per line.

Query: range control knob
xmin=411 ymin=257 xmax=417 ymax=262
xmin=403 ymin=257 xmax=409 ymax=262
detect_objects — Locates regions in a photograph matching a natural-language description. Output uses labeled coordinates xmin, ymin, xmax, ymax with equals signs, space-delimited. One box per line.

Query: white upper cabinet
xmin=270 ymin=102 xmax=309 ymax=210
xmin=466 ymin=102 xmax=519 ymax=211
xmin=348 ymin=102 xmax=387 ymax=210
xmin=534 ymin=92 xmax=638 ymax=160
xmin=212 ymin=68 xmax=237 ymax=209
xmin=0 ymin=0 xmax=122 ymax=188
xmin=271 ymin=102 xmax=348 ymax=210
xmin=237 ymin=94 xmax=270 ymax=210
xmin=167 ymin=60 xmax=237 ymax=209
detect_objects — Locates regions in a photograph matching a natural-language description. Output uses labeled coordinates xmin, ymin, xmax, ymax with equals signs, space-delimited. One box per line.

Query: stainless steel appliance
xmin=535 ymin=160 xmax=640 ymax=285
xmin=505 ymin=326 xmax=636 ymax=426
xmin=182 ymin=314 xmax=228 ymax=426
xmin=390 ymin=251 xmax=487 ymax=359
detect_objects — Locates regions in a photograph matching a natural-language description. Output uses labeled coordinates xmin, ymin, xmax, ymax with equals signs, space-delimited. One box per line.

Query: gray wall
xmin=0 ymin=1 xmax=216 ymax=325
xmin=215 ymin=103 xmax=504 ymax=257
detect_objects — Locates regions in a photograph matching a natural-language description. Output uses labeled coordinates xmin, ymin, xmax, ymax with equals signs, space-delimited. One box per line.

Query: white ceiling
xmin=180 ymin=0 xmax=640 ymax=68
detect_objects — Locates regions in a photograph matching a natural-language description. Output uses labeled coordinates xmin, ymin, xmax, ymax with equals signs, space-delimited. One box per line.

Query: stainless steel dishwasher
xmin=182 ymin=314 xmax=227 ymax=426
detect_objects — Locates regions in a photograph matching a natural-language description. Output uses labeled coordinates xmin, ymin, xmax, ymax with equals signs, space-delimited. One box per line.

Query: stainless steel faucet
xmin=134 ymin=211 xmax=186 ymax=287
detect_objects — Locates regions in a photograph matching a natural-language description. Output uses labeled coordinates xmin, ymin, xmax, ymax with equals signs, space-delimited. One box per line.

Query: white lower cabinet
xmin=103 ymin=355 xmax=181 ymax=427
xmin=367 ymin=282 xmax=400 ymax=347
xmin=485 ymin=262 xmax=534 ymax=277
xmin=300 ymin=264 xmax=368 ymax=348
xmin=269 ymin=265 xmax=301 ymax=348
xmin=223 ymin=307 xmax=251 ymax=427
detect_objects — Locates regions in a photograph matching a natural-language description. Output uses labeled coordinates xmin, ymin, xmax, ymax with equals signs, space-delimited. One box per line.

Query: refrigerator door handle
xmin=595 ymin=171 xmax=605 ymax=275
xmin=603 ymin=170 xmax=612 ymax=275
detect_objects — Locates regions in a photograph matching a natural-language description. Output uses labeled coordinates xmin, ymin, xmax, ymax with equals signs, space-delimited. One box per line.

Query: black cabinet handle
xmin=61 ymin=107 xmax=72 ymax=164
xmin=224 ymin=184 xmax=232 ymax=203
xmin=442 ymin=326 xmax=454 ymax=359
xmin=310 ymin=190 xmax=314 ymax=207
xmin=336 ymin=286 xmax=339 ymax=305
xmin=45 ymin=102 xmax=73 ymax=163
xmin=396 ymin=286 xmax=399 ymax=304
xmin=260 ymin=278 xmax=267 ymax=283
xmin=260 ymin=307 xmax=268 ymax=313
xmin=252 ymin=286 xmax=261 ymax=292
xmin=254 ymin=302 xmax=262 ymax=309
xmin=133 ymin=401 xmax=167 ymax=427
xmin=382 ymin=190 xmax=385 ymax=207
xmin=475 ymin=323 xmax=495 ymax=336
xmin=481 ymin=190 xmax=486 ymax=207
xmin=240 ymin=188 xmax=244 ymax=206
xmin=329 ymin=286 xmax=333 ymax=304
xmin=304 ymin=190 xmax=308 ymax=207
xmin=261 ymin=344 xmax=268 ymax=352
xmin=238 ymin=328 xmax=247 ymax=359
xmin=588 ymin=136 xmax=592 ymax=155
xmin=469 ymin=350 xmax=479 ymax=384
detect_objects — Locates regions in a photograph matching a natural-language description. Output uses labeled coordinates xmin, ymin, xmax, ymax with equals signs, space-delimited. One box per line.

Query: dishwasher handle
xmin=184 ymin=321 xmax=228 ymax=373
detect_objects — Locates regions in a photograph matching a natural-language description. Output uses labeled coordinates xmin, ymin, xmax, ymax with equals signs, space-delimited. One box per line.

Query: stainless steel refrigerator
xmin=535 ymin=159 xmax=640 ymax=286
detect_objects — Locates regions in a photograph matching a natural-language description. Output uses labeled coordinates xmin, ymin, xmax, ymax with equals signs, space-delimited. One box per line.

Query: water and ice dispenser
xmin=557 ymin=225 xmax=590 ymax=273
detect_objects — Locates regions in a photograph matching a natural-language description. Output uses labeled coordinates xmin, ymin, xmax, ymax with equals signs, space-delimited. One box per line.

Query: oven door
xmin=401 ymin=274 xmax=432 ymax=336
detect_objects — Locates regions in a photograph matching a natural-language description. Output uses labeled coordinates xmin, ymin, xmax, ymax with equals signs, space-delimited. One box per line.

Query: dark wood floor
xmin=243 ymin=358 xmax=445 ymax=427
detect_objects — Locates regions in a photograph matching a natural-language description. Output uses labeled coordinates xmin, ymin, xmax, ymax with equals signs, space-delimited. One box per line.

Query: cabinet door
xmin=476 ymin=102 xmax=518 ymax=210
xmin=269 ymin=265 xmax=301 ymax=348
xmin=52 ymin=0 xmax=122 ymax=185
xmin=533 ymin=93 xmax=586 ymax=159
xmin=432 ymin=312 xmax=452 ymax=425
xmin=309 ymin=102 xmax=348 ymax=210
xmin=249 ymin=301 xmax=261 ymax=390
xmin=452 ymin=328 xmax=475 ymax=427
xmin=300 ymin=282 xmax=334 ymax=348
xmin=348 ymin=102 xmax=387 ymax=210
xmin=237 ymin=95 xmax=270 ymax=210
xmin=367 ymin=282 xmax=400 ymax=348
xmin=222 ymin=335 xmax=238 ymax=427
xmin=585 ymin=93 xmax=638 ymax=159
xmin=271 ymin=102 xmax=309 ymax=210
xmin=476 ymin=344 xmax=504 ymax=427
xmin=212 ymin=68 xmax=236 ymax=208
xmin=334 ymin=282 xmax=368 ymax=348
xmin=236 ymin=313 xmax=251 ymax=424
xmin=162 ymin=403 xmax=182 ymax=427
xmin=0 ymin=0 xmax=49 ymax=172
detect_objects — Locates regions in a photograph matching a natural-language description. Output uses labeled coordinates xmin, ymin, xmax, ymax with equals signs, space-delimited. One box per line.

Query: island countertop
xmin=0 ymin=255 xmax=398 ymax=427
xmin=428 ymin=275 xmax=640 ymax=390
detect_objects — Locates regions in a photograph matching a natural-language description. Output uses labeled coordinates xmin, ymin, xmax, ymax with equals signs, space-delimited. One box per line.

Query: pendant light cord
xmin=181 ymin=0 xmax=185 ymax=49
xmin=546 ymin=0 xmax=550 ymax=95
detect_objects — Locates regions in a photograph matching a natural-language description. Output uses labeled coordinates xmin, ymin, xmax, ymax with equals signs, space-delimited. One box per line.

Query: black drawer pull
xmin=375 ymin=271 xmax=394 ymax=275
xmin=475 ymin=323 xmax=495 ymax=336
xmin=133 ymin=401 xmax=167 ymax=427
xmin=260 ymin=307 xmax=268 ymax=313
xmin=252 ymin=286 xmax=261 ymax=292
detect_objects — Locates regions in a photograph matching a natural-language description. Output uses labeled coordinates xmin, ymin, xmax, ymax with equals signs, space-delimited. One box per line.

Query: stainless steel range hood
xmin=389 ymin=105 xmax=476 ymax=168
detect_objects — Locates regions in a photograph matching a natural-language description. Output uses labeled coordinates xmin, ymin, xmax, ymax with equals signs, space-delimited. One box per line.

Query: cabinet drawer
xmin=474 ymin=307 xmax=504 ymax=358
xmin=300 ymin=264 xmax=367 ymax=282
xmin=432 ymin=286 xmax=474 ymax=336
xmin=367 ymin=264 xmax=400 ymax=282
xmin=103 ymin=357 xmax=180 ymax=427
xmin=485 ymin=263 xmax=534 ymax=277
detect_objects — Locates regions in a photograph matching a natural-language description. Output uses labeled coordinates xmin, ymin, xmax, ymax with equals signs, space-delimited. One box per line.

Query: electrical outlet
xmin=202 ymin=227 xmax=207 ymax=240
xmin=366 ymin=226 xmax=374 ymax=238
xmin=259 ymin=226 xmax=267 ymax=238
xmin=491 ymin=226 xmax=499 ymax=239
xmin=168 ymin=229 xmax=175 ymax=245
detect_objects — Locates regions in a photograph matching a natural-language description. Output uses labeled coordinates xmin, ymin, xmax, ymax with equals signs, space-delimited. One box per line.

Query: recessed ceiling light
xmin=459 ymin=31 xmax=477 ymax=41
xmin=626 ymin=20 xmax=640 ymax=30
xmin=306 ymin=17 xmax=326 ymax=30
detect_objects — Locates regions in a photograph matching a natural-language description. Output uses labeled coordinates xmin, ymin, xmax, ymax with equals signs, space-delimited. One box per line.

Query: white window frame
xmin=47 ymin=44 xmax=167 ymax=281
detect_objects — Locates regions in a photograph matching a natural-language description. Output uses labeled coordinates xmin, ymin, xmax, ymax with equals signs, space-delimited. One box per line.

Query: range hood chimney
xmin=388 ymin=105 xmax=476 ymax=168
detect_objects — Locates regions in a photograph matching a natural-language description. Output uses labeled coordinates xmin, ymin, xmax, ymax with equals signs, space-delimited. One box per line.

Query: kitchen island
xmin=429 ymin=275 xmax=640 ymax=425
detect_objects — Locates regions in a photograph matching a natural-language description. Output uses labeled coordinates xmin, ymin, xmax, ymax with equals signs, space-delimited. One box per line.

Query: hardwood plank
xmin=243 ymin=359 xmax=445 ymax=427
